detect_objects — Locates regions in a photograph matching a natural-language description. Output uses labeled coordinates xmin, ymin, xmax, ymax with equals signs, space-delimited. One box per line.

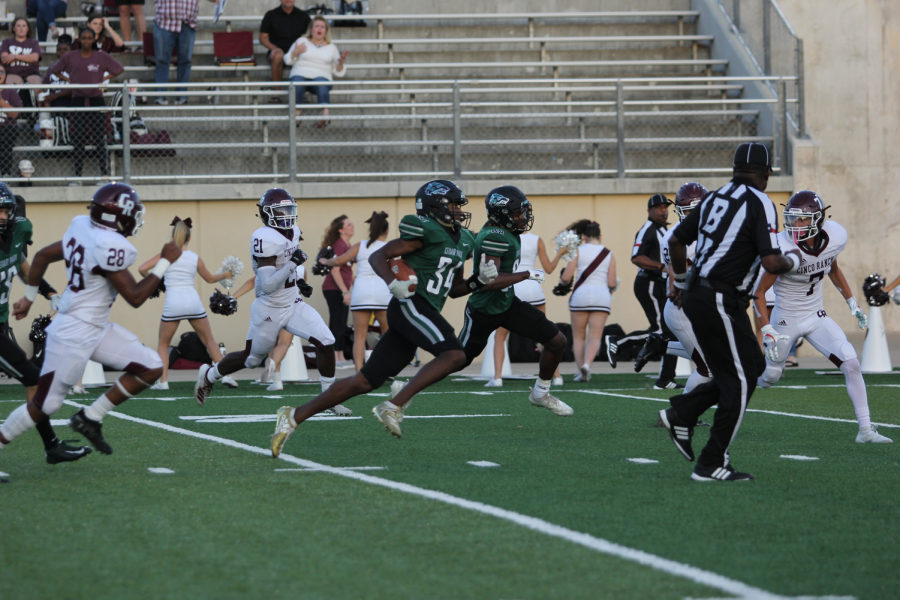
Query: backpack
xmin=177 ymin=332 xmax=212 ymax=364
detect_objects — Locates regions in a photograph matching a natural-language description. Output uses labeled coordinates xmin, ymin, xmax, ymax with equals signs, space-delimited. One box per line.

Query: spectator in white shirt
xmin=284 ymin=16 xmax=348 ymax=128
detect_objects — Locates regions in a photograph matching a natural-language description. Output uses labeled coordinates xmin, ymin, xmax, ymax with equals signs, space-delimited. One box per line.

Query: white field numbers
xmin=426 ymin=256 xmax=456 ymax=297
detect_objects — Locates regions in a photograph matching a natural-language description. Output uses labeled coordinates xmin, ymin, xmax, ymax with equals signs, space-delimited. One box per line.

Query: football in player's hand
xmin=389 ymin=257 xmax=417 ymax=293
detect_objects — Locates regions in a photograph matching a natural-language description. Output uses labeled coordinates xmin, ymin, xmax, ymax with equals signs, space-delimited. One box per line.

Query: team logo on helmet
xmin=488 ymin=193 xmax=510 ymax=207
xmin=425 ymin=182 xmax=451 ymax=197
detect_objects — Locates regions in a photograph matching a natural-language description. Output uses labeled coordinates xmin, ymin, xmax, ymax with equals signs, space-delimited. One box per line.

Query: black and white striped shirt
xmin=674 ymin=178 xmax=780 ymax=295
xmin=631 ymin=220 xmax=667 ymax=278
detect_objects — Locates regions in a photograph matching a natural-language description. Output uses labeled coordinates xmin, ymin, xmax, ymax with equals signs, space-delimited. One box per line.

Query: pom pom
xmin=553 ymin=230 xmax=581 ymax=263
xmin=209 ymin=289 xmax=238 ymax=316
xmin=552 ymin=273 xmax=573 ymax=297
xmin=311 ymin=246 xmax=335 ymax=276
xmin=863 ymin=274 xmax=890 ymax=307
xmin=28 ymin=314 xmax=52 ymax=343
xmin=148 ymin=278 xmax=166 ymax=299
xmin=217 ymin=256 xmax=244 ymax=291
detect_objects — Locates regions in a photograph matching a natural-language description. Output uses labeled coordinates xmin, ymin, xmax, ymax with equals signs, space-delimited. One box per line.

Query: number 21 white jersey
xmin=251 ymin=225 xmax=302 ymax=308
xmin=772 ymin=220 xmax=847 ymax=314
xmin=57 ymin=215 xmax=138 ymax=327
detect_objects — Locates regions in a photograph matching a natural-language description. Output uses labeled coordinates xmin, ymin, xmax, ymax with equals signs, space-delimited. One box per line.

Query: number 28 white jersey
xmin=661 ymin=224 xmax=697 ymax=271
xmin=58 ymin=215 xmax=138 ymax=327
xmin=772 ymin=220 xmax=847 ymax=314
xmin=251 ymin=225 xmax=302 ymax=308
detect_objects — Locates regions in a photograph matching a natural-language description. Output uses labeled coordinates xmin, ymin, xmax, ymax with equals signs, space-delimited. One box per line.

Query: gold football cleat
xmin=372 ymin=402 xmax=403 ymax=438
xmin=271 ymin=406 xmax=296 ymax=457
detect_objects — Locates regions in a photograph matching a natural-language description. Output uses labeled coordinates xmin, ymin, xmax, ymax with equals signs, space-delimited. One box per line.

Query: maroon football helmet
xmin=258 ymin=188 xmax=298 ymax=231
xmin=783 ymin=190 xmax=828 ymax=243
xmin=674 ymin=182 xmax=708 ymax=221
xmin=89 ymin=183 xmax=145 ymax=237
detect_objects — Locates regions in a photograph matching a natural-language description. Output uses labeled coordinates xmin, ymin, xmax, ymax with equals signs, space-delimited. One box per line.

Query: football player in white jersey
xmin=193 ymin=189 xmax=348 ymax=413
xmin=754 ymin=191 xmax=891 ymax=443
xmin=1 ymin=184 xmax=181 ymax=457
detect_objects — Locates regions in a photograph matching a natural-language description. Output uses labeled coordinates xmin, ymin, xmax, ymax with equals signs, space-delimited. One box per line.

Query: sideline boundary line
xmin=63 ymin=400 xmax=803 ymax=600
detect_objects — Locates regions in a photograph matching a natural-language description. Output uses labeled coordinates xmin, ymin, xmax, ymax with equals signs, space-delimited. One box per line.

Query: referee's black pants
xmin=669 ymin=285 xmax=766 ymax=470
xmin=618 ymin=274 xmax=676 ymax=381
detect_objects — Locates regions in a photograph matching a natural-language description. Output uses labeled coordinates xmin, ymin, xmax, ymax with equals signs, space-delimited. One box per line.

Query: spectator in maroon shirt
xmin=50 ymin=28 xmax=124 ymax=185
xmin=73 ymin=16 xmax=125 ymax=53
xmin=320 ymin=214 xmax=356 ymax=369
xmin=0 ymin=18 xmax=42 ymax=87
xmin=0 ymin=67 xmax=22 ymax=177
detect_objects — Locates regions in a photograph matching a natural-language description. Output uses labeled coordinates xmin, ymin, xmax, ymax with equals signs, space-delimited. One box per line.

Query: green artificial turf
xmin=1 ymin=369 xmax=897 ymax=599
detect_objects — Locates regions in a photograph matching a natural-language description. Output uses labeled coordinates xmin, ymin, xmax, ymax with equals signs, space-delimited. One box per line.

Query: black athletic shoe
xmin=46 ymin=440 xmax=93 ymax=465
xmin=659 ymin=408 xmax=694 ymax=461
xmin=605 ymin=335 xmax=619 ymax=369
xmin=653 ymin=379 xmax=684 ymax=390
xmin=696 ymin=420 xmax=710 ymax=427
xmin=634 ymin=333 xmax=667 ymax=373
xmin=691 ymin=465 xmax=754 ymax=482
xmin=69 ymin=409 xmax=113 ymax=455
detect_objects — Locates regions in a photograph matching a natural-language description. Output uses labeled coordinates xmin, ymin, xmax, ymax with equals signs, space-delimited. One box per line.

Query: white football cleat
xmin=856 ymin=425 xmax=893 ymax=444
xmin=221 ymin=375 xmax=239 ymax=388
xmin=528 ymin=388 xmax=574 ymax=416
xmin=150 ymin=381 xmax=169 ymax=391
xmin=71 ymin=385 xmax=87 ymax=395
xmin=552 ymin=376 xmax=564 ymax=387
xmin=484 ymin=378 xmax=503 ymax=388
xmin=373 ymin=402 xmax=402 ymax=438
xmin=271 ymin=406 xmax=296 ymax=457
xmin=194 ymin=364 xmax=215 ymax=407
xmin=326 ymin=403 xmax=353 ymax=416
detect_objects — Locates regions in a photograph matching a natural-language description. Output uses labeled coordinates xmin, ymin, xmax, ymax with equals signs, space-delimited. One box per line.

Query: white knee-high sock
xmin=840 ymin=359 xmax=870 ymax=429
xmin=533 ymin=377 xmax=551 ymax=398
xmin=320 ymin=375 xmax=335 ymax=393
xmin=684 ymin=370 xmax=713 ymax=394
xmin=666 ymin=341 xmax=691 ymax=360
xmin=84 ymin=393 xmax=117 ymax=422
xmin=0 ymin=404 xmax=37 ymax=444
xmin=206 ymin=364 xmax=223 ymax=383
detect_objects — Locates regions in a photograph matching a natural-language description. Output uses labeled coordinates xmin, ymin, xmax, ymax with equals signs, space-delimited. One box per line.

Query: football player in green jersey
xmin=271 ymin=180 xmax=498 ymax=454
xmin=0 ymin=185 xmax=92 ymax=470
xmin=458 ymin=185 xmax=572 ymax=416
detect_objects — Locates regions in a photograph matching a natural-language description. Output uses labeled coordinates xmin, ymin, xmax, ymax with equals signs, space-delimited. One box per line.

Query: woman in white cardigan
xmin=284 ymin=16 xmax=349 ymax=128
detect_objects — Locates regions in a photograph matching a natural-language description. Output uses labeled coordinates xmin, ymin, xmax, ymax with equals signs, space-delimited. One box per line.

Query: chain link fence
xmin=2 ymin=77 xmax=794 ymax=186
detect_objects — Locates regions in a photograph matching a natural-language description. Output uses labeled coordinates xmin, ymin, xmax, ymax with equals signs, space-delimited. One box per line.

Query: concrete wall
xmin=9 ymin=184 xmax=790 ymax=361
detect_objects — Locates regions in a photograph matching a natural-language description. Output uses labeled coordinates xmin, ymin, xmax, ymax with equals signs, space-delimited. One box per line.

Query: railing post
xmin=763 ymin=0 xmax=771 ymax=74
xmin=733 ymin=0 xmax=740 ymax=30
xmin=616 ymin=79 xmax=625 ymax=178
xmin=796 ymin=38 xmax=806 ymax=137
xmin=288 ymin=81 xmax=297 ymax=183
xmin=452 ymin=81 xmax=461 ymax=179
xmin=122 ymin=84 xmax=131 ymax=184
xmin=778 ymin=78 xmax=788 ymax=174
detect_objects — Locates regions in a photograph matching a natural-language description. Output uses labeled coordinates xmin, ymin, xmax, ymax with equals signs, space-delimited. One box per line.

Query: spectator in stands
xmin=74 ymin=16 xmax=124 ymax=53
xmin=117 ymin=0 xmax=147 ymax=52
xmin=319 ymin=214 xmax=355 ymax=370
xmin=26 ymin=0 xmax=68 ymax=42
xmin=260 ymin=0 xmax=311 ymax=103
xmin=39 ymin=35 xmax=73 ymax=108
xmin=153 ymin=0 xmax=220 ymax=106
xmin=1 ymin=18 xmax=42 ymax=87
xmin=0 ymin=67 xmax=22 ymax=178
xmin=284 ymin=15 xmax=348 ymax=128
xmin=50 ymin=27 xmax=124 ymax=185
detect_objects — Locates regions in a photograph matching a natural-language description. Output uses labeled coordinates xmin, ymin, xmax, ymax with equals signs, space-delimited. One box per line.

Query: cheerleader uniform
xmin=161 ymin=250 xmax=207 ymax=321
xmin=568 ymin=243 xmax=612 ymax=313
xmin=513 ymin=232 xmax=546 ymax=306
xmin=350 ymin=239 xmax=391 ymax=311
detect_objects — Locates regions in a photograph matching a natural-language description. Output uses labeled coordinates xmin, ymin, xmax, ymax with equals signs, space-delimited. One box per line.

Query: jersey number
xmin=700 ymin=198 xmax=730 ymax=235
xmin=501 ymin=259 xmax=520 ymax=292
xmin=253 ymin=238 xmax=263 ymax=254
xmin=426 ymin=257 xmax=456 ymax=297
xmin=65 ymin=237 xmax=86 ymax=292
xmin=806 ymin=272 xmax=824 ymax=296
xmin=0 ymin=264 xmax=18 ymax=305
xmin=107 ymin=248 xmax=125 ymax=268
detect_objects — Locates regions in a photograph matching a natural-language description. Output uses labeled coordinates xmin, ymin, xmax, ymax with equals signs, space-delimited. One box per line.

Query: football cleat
xmin=391 ymin=380 xmax=412 ymax=423
xmin=70 ymin=385 xmax=87 ymax=395
xmin=528 ymin=389 xmax=574 ymax=416
xmin=69 ymin=409 xmax=113 ymax=455
xmin=659 ymin=408 xmax=694 ymax=461
xmin=326 ymin=403 xmax=353 ymax=417
xmin=691 ymin=465 xmax=755 ymax=482
xmin=856 ymin=425 xmax=893 ymax=444
xmin=484 ymin=378 xmax=503 ymax=388
xmin=271 ymin=406 xmax=296 ymax=457
xmin=150 ymin=381 xmax=169 ymax=390
xmin=605 ymin=335 xmax=618 ymax=369
xmin=222 ymin=375 xmax=239 ymax=389
xmin=654 ymin=379 xmax=684 ymax=390
xmin=194 ymin=364 xmax=215 ymax=407
xmin=372 ymin=402 xmax=403 ymax=438
xmin=46 ymin=440 xmax=93 ymax=465
xmin=634 ymin=333 xmax=667 ymax=373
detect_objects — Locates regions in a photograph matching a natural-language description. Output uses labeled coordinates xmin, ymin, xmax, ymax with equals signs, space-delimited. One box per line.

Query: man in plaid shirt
xmin=153 ymin=0 xmax=219 ymax=105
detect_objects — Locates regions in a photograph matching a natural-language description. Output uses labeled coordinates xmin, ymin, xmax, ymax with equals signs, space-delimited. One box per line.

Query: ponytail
xmin=171 ymin=216 xmax=192 ymax=247
xmin=365 ymin=211 xmax=389 ymax=245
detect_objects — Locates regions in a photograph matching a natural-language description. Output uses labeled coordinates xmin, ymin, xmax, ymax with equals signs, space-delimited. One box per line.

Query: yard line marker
xmin=0 ymin=471 xmax=9 ymax=477
xmin=780 ymin=455 xmax=818 ymax=461
xmin=627 ymin=458 xmax=659 ymax=464
xmin=275 ymin=466 xmax=385 ymax=472
xmin=148 ymin=467 xmax=175 ymax=474
xmin=467 ymin=461 xmax=499 ymax=467
xmin=178 ymin=413 xmax=510 ymax=424
xmin=62 ymin=400 xmax=806 ymax=600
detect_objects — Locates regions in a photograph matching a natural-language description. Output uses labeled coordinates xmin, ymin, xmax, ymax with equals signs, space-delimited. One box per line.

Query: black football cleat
xmin=69 ymin=409 xmax=113 ymax=455
xmin=691 ymin=465 xmax=755 ymax=482
xmin=653 ymin=379 xmax=684 ymax=390
xmin=659 ymin=408 xmax=694 ymax=461
xmin=605 ymin=335 xmax=619 ymax=369
xmin=634 ymin=333 xmax=667 ymax=373
xmin=46 ymin=440 xmax=93 ymax=465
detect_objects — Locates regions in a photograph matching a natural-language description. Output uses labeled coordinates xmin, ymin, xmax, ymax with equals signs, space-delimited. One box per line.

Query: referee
xmin=606 ymin=194 xmax=679 ymax=389
xmin=660 ymin=143 xmax=800 ymax=481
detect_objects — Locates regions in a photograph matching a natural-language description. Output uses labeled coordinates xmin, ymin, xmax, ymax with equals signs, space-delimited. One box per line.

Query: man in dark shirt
xmin=260 ymin=0 xmax=311 ymax=97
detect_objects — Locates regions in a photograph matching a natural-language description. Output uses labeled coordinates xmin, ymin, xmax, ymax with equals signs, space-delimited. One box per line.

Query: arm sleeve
xmin=17 ymin=219 xmax=32 ymax=264
xmin=752 ymin=197 xmax=781 ymax=257
xmin=256 ymin=262 xmax=296 ymax=296
xmin=674 ymin=201 xmax=701 ymax=246
xmin=399 ymin=215 xmax=426 ymax=241
xmin=480 ymin=231 xmax=510 ymax=258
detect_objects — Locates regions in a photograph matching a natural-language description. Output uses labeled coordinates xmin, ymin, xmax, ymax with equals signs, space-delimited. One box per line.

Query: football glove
xmin=297 ymin=279 xmax=314 ymax=298
xmin=388 ymin=276 xmax=417 ymax=300
xmin=49 ymin=294 xmax=61 ymax=311
xmin=290 ymin=248 xmax=308 ymax=266
xmin=761 ymin=324 xmax=790 ymax=362
xmin=848 ymin=297 xmax=868 ymax=330
xmin=527 ymin=269 xmax=545 ymax=284
xmin=478 ymin=254 xmax=498 ymax=285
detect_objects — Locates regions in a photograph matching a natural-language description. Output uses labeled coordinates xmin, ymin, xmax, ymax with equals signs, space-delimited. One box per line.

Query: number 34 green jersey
xmin=0 ymin=218 xmax=32 ymax=322
xmin=469 ymin=223 xmax=521 ymax=315
xmin=398 ymin=214 xmax=474 ymax=312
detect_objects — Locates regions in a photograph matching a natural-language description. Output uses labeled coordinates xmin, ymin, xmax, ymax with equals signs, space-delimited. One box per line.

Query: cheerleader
xmin=138 ymin=217 xmax=236 ymax=390
xmin=486 ymin=231 xmax=566 ymax=387
xmin=318 ymin=211 xmax=390 ymax=370
xmin=559 ymin=220 xmax=617 ymax=382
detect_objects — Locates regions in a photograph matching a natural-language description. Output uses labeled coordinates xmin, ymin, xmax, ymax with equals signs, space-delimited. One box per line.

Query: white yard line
xmin=61 ymin=399 xmax=825 ymax=600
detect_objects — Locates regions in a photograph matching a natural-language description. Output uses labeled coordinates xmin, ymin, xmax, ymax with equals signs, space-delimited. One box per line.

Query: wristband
xmin=466 ymin=274 xmax=485 ymax=292
xmin=149 ymin=258 xmax=171 ymax=279
xmin=673 ymin=280 xmax=687 ymax=290
xmin=24 ymin=285 xmax=39 ymax=302
xmin=673 ymin=272 xmax=687 ymax=282
xmin=38 ymin=279 xmax=57 ymax=298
